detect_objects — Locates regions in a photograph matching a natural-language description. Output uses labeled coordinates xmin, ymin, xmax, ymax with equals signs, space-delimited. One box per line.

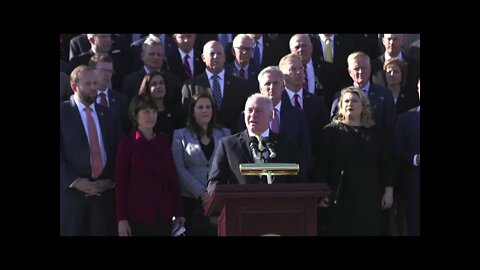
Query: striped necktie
xmin=183 ymin=54 xmax=192 ymax=79
xmin=211 ymin=74 xmax=222 ymax=110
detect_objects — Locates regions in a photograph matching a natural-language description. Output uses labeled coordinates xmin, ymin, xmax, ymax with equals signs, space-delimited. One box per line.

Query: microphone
xmin=248 ymin=138 xmax=261 ymax=161
xmin=266 ymin=141 xmax=276 ymax=159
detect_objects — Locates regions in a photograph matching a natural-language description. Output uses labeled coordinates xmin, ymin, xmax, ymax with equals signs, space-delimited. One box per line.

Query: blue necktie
xmin=211 ymin=74 xmax=222 ymax=110
xmin=253 ymin=41 xmax=261 ymax=71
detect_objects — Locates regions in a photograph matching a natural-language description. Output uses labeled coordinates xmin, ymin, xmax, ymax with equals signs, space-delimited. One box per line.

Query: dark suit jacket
xmin=167 ymin=49 xmax=205 ymax=84
xmin=393 ymin=107 xmax=420 ymax=186
xmin=208 ymin=130 xmax=306 ymax=185
xmin=252 ymin=35 xmax=282 ymax=73
xmin=68 ymin=49 xmax=129 ymax=91
xmin=224 ymin=63 xmax=259 ymax=93
xmin=60 ymin=60 xmax=69 ymax=75
xmin=236 ymin=103 xmax=311 ymax=172
xmin=393 ymin=107 xmax=420 ymax=234
xmin=310 ymin=60 xmax=340 ymax=108
xmin=69 ymin=34 xmax=129 ymax=61
xmin=60 ymin=97 xmax=122 ymax=234
xmin=283 ymin=91 xmax=329 ymax=169
xmin=371 ymin=54 xmax=420 ymax=97
xmin=105 ymin=89 xmax=130 ymax=135
xmin=60 ymin=72 xmax=72 ymax=102
xmin=122 ymin=68 xmax=183 ymax=107
xmin=311 ymin=34 xmax=354 ymax=88
xmin=181 ymin=72 xmax=252 ymax=131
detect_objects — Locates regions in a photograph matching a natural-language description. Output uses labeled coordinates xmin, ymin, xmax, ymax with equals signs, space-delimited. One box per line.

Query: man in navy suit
xmin=394 ymin=79 xmax=420 ymax=236
xmin=331 ymin=51 xmax=397 ymax=141
xmin=279 ymin=53 xmax=330 ymax=178
xmin=60 ymin=65 xmax=122 ymax=235
xmin=181 ymin=40 xmax=253 ymax=132
xmin=207 ymin=94 xmax=306 ymax=191
xmin=224 ymin=34 xmax=259 ymax=93
xmin=167 ymin=34 xmax=205 ymax=84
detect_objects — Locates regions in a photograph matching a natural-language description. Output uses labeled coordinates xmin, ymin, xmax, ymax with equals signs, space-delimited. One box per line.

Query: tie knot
xmin=184 ymin=54 xmax=189 ymax=61
xmin=98 ymin=92 xmax=106 ymax=98
xmin=326 ymin=38 xmax=331 ymax=44
xmin=212 ymin=74 xmax=219 ymax=80
xmin=255 ymin=135 xmax=265 ymax=150
xmin=84 ymin=106 xmax=93 ymax=112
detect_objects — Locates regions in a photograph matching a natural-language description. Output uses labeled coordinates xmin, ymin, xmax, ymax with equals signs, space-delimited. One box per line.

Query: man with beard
xmin=60 ymin=65 xmax=122 ymax=235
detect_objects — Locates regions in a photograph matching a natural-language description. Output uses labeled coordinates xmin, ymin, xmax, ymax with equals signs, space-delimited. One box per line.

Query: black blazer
xmin=236 ymin=103 xmax=311 ymax=171
xmin=181 ymin=72 xmax=253 ymax=131
xmin=208 ymin=130 xmax=306 ymax=185
xmin=167 ymin=49 xmax=205 ymax=84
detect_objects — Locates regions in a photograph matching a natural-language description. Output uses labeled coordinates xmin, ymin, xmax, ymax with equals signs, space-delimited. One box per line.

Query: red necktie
xmin=98 ymin=92 xmax=108 ymax=107
xmin=303 ymin=65 xmax=308 ymax=91
xmin=294 ymin=94 xmax=302 ymax=110
xmin=239 ymin=68 xmax=245 ymax=79
xmin=183 ymin=54 xmax=192 ymax=79
xmin=84 ymin=107 xmax=104 ymax=178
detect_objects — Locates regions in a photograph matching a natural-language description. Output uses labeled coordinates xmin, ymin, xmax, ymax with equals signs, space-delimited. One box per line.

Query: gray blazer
xmin=172 ymin=127 xmax=231 ymax=198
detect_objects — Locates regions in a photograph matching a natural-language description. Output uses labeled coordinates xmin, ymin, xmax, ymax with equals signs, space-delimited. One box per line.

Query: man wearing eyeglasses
xmin=225 ymin=34 xmax=259 ymax=93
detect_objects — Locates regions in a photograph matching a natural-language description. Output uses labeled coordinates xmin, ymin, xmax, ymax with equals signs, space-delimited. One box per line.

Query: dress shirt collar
xmin=234 ymin=61 xmax=250 ymax=71
xmin=248 ymin=128 xmax=270 ymax=138
xmin=385 ymin=51 xmax=403 ymax=61
xmin=206 ymin=69 xmax=225 ymax=82
xmin=319 ymin=34 xmax=335 ymax=43
xmin=74 ymin=95 xmax=96 ymax=114
xmin=285 ymin=88 xmax=304 ymax=101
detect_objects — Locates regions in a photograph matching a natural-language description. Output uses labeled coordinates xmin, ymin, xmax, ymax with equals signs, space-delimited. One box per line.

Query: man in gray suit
xmin=60 ymin=65 xmax=122 ymax=236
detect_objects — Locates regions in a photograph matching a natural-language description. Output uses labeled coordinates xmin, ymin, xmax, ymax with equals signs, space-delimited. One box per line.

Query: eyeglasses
xmin=234 ymin=46 xmax=253 ymax=52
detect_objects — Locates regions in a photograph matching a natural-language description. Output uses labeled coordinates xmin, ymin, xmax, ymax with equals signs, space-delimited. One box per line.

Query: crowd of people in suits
xmin=60 ymin=33 xmax=420 ymax=236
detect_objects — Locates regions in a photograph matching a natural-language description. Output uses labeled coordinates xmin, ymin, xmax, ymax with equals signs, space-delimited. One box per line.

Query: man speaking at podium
xmin=207 ymin=93 xmax=305 ymax=191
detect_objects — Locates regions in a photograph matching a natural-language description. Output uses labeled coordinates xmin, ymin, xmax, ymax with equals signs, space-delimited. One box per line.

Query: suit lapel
xmin=239 ymin=130 xmax=254 ymax=163
xmin=187 ymin=130 xmax=209 ymax=163
xmin=95 ymin=104 xmax=108 ymax=152
xmin=68 ymin=96 xmax=90 ymax=148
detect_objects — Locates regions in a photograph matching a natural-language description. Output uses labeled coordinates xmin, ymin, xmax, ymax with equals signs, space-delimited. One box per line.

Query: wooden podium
xmin=203 ymin=183 xmax=330 ymax=236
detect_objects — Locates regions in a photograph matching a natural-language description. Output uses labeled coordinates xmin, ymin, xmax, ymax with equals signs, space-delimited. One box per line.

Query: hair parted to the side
xmin=186 ymin=90 xmax=219 ymax=138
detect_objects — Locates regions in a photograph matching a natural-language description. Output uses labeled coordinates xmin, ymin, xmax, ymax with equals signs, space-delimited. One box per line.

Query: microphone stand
xmin=332 ymin=170 xmax=344 ymax=205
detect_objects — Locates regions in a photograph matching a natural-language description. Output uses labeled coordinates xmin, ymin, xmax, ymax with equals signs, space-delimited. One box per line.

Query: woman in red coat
xmin=115 ymin=94 xmax=185 ymax=236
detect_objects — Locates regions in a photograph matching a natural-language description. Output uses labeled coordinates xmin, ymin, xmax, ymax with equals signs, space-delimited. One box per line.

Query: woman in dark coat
xmin=317 ymin=87 xmax=394 ymax=236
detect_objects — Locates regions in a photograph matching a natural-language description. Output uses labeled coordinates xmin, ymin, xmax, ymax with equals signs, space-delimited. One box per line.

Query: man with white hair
xmin=207 ymin=93 xmax=306 ymax=189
